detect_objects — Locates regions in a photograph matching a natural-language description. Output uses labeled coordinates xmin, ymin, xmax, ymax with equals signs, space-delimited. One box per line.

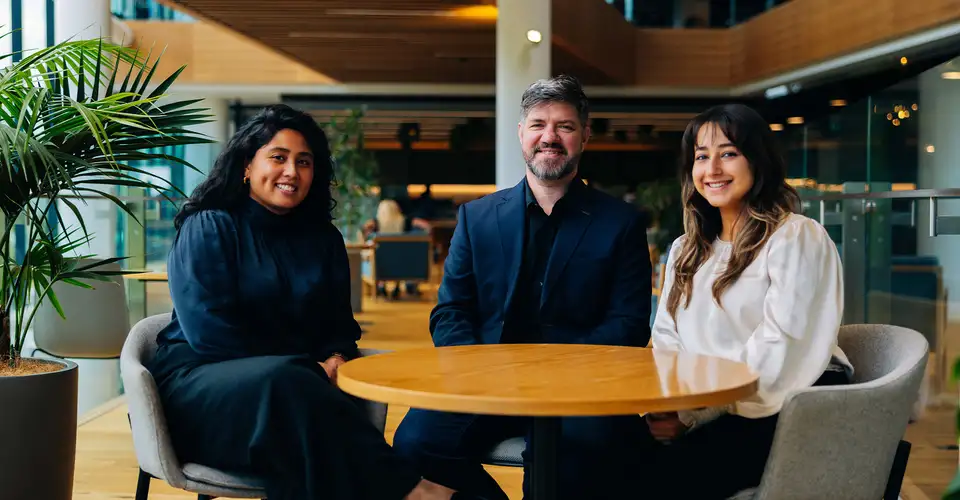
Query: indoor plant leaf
xmin=0 ymin=33 xmax=210 ymax=364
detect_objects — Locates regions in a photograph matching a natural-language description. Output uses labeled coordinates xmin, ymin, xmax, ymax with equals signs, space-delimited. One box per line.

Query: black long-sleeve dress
xmin=148 ymin=197 xmax=422 ymax=500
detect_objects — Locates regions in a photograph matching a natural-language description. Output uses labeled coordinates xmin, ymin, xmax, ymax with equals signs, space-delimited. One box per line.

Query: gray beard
xmin=525 ymin=153 xmax=580 ymax=181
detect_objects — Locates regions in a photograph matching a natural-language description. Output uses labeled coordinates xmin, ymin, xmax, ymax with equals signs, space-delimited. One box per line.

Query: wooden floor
xmin=75 ymin=297 xmax=955 ymax=499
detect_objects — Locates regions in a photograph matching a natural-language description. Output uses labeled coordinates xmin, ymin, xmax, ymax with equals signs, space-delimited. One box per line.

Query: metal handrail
xmin=800 ymin=188 xmax=960 ymax=201
xmin=800 ymin=188 xmax=960 ymax=237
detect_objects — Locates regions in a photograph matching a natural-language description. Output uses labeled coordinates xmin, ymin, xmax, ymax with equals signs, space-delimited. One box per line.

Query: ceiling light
xmin=326 ymin=7 xmax=496 ymax=19
xmin=786 ymin=116 xmax=804 ymax=125
xmin=526 ymin=30 xmax=542 ymax=44
xmin=942 ymin=71 xmax=960 ymax=80
xmin=829 ymin=99 xmax=847 ymax=107
xmin=900 ymin=56 xmax=909 ymax=65
xmin=926 ymin=144 xmax=935 ymax=153
xmin=769 ymin=123 xmax=784 ymax=131
xmin=764 ymin=85 xmax=788 ymax=99
xmin=450 ymin=5 xmax=498 ymax=20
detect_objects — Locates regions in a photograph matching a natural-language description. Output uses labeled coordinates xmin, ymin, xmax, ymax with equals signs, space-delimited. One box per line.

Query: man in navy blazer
xmin=393 ymin=75 xmax=652 ymax=500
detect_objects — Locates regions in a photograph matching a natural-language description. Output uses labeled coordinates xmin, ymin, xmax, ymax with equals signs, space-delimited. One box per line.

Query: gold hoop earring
xmin=243 ymin=176 xmax=249 ymax=184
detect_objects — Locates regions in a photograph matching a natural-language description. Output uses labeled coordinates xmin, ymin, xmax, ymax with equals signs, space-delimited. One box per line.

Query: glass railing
xmin=607 ymin=0 xmax=792 ymax=28
xmin=111 ymin=0 xmax=194 ymax=21
xmin=799 ymin=185 xmax=960 ymax=401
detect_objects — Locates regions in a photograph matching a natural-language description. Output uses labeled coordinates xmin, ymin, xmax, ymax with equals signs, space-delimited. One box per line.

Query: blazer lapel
xmin=540 ymin=204 xmax=592 ymax=308
xmin=497 ymin=181 xmax=526 ymax=313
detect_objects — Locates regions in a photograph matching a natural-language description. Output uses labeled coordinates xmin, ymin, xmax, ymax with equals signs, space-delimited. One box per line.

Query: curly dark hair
xmin=174 ymin=104 xmax=335 ymax=230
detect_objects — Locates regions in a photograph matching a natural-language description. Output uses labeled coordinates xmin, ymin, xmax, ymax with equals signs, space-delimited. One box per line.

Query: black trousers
xmin=148 ymin=342 xmax=422 ymax=500
xmin=392 ymin=409 xmax=647 ymax=500
xmin=638 ymin=369 xmax=850 ymax=500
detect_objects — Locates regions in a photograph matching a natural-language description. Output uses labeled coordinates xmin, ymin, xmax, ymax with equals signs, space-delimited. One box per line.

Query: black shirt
xmin=503 ymin=179 xmax=584 ymax=343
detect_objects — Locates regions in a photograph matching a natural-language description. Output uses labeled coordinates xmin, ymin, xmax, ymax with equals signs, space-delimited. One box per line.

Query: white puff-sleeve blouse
xmin=652 ymin=213 xmax=852 ymax=421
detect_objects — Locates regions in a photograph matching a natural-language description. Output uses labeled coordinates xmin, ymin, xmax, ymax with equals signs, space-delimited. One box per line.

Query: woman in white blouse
xmin=643 ymin=103 xmax=853 ymax=499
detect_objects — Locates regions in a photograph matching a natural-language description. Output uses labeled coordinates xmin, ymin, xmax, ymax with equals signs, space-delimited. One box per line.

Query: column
xmin=495 ymin=0 xmax=551 ymax=190
xmin=55 ymin=0 xmax=111 ymax=43
xmin=917 ymin=58 xmax=960 ymax=324
xmin=52 ymin=0 xmax=120 ymax=419
xmin=53 ymin=0 xmax=115 ymax=259
xmin=0 ymin=1 xmax=12 ymax=67
xmin=22 ymin=0 xmax=48 ymax=53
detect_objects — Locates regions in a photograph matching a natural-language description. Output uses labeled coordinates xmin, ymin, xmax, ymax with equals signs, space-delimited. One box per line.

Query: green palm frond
xmin=0 ymin=35 xmax=212 ymax=364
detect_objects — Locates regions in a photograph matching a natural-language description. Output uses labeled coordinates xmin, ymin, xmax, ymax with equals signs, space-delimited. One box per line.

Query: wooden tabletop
xmin=122 ymin=272 xmax=168 ymax=281
xmin=338 ymin=344 xmax=758 ymax=417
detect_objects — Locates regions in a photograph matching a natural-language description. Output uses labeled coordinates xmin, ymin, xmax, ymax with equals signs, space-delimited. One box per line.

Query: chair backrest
xmin=33 ymin=258 xmax=130 ymax=358
xmin=754 ymin=324 xmax=928 ymax=500
xmin=119 ymin=312 xmax=190 ymax=489
xmin=373 ymin=234 xmax=432 ymax=282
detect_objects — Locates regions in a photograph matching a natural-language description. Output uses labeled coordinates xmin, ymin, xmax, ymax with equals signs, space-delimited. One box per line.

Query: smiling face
xmin=518 ymin=101 xmax=590 ymax=182
xmin=692 ymin=123 xmax=754 ymax=212
xmin=244 ymin=128 xmax=315 ymax=214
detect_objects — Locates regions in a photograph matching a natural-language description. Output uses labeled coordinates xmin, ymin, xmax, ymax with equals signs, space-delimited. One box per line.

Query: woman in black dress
xmin=148 ymin=104 xmax=461 ymax=500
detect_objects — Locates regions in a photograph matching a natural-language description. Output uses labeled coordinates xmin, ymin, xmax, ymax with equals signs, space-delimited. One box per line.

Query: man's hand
xmin=645 ymin=412 xmax=689 ymax=442
xmin=318 ymin=355 xmax=347 ymax=385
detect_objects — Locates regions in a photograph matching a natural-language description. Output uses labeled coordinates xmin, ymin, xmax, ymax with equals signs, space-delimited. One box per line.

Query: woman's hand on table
xmin=318 ymin=355 xmax=348 ymax=385
xmin=645 ymin=412 xmax=690 ymax=442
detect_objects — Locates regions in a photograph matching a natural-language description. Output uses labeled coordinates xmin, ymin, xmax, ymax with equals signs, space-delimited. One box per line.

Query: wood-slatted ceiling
xmin=166 ymin=0 xmax=504 ymax=83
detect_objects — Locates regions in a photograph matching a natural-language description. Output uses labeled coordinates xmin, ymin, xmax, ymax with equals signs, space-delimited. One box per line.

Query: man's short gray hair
xmin=519 ymin=74 xmax=589 ymax=126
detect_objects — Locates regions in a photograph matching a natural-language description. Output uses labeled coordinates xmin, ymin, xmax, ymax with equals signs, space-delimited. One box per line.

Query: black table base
xmin=530 ymin=417 xmax=561 ymax=499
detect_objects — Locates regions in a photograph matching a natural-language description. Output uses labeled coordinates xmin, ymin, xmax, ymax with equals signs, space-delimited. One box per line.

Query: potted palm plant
xmin=0 ymin=36 xmax=210 ymax=499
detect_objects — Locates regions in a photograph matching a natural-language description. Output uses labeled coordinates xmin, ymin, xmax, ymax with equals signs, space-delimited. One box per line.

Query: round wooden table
xmin=338 ymin=344 xmax=758 ymax=500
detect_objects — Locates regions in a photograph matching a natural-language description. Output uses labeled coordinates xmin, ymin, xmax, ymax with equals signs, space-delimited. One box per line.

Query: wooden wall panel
xmin=733 ymin=0 xmax=960 ymax=83
xmin=636 ymin=0 xmax=960 ymax=89
xmin=122 ymin=23 xmax=196 ymax=82
xmin=634 ymin=29 xmax=730 ymax=88
xmin=551 ymin=0 xmax=636 ymax=84
xmin=125 ymin=20 xmax=336 ymax=85
xmin=190 ymin=23 xmax=335 ymax=84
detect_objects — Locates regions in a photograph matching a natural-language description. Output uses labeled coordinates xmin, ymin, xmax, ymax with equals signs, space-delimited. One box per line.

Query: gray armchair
xmin=733 ymin=323 xmax=928 ymax=500
xmin=119 ymin=313 xmax=389 ymax=500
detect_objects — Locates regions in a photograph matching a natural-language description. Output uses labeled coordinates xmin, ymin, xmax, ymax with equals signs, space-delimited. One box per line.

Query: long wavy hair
xmin=665 ymin=103 xmax=801 ymax=318
xmin=174 ymin=104 xmax=335 ymax=230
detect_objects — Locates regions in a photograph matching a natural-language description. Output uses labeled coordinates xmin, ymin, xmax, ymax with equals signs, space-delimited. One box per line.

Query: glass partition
xmin=607 ymin=0 xmax=793 ymax=28
xmin=778 ymin=58 xmax=960 ymax=411
xmin=111 ymin=0 xmax=194 ymax=21
xmin=799 ymin=188 xmax=960 ymax=401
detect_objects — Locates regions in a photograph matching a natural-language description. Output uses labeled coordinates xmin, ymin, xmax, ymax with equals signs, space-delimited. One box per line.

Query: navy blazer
xmin=429 ymin=178 xmax=652 ymax=347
